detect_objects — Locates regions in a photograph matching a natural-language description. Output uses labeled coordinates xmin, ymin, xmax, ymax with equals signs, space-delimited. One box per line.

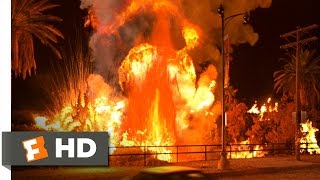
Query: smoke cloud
xmin=181 ymin=0 xmax=271 ymax=66
xmin=80 ymin=0 xmax=272 ymax=81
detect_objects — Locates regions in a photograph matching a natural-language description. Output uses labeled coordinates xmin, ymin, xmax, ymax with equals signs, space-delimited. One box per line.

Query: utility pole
xmin=280 ymin=24 xmax=318 ymax=161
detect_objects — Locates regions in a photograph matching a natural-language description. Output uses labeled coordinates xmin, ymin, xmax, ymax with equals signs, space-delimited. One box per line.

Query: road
xmin=12 ymin=167 xmax=142 ymax=180
xmin=12 ymin=155 xmax=320 ymax=179
xmin=13 ymin=166 xmax=320 ymax=179
xmin=217 ymin=166 xmax=320 ymax=180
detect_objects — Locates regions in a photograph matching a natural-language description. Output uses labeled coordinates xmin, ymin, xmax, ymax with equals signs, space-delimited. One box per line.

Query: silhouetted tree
xmin=274 ymin=49 xmax=320 ymax=114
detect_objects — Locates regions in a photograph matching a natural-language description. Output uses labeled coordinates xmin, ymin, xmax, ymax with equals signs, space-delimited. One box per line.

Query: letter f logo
xmin=22 ymin=136 xmax=48 ymax=162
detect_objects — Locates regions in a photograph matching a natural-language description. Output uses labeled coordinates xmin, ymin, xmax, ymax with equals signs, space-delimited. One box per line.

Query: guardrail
xmin=108 ymin=142 xmax=320 ymax=166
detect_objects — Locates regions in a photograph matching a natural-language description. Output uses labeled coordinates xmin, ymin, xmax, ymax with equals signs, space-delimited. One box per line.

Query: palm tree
xmin=274 ymin=49 xmax=320 ymax=110
xmin=12 ymin=0 xmax=64 ymax=79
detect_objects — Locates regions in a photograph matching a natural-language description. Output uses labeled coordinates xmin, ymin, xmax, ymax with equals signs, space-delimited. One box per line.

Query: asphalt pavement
xmin=12 ymin=155 xmax=320 ymax=179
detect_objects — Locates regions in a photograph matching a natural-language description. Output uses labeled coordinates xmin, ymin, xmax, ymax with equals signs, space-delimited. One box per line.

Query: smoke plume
xmin=80 ymin=0 xmax=272 ymax=80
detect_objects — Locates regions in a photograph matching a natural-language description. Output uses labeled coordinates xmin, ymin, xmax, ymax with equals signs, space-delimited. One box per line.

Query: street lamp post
xmin=217 ymin=4 xmax=249 ymax=170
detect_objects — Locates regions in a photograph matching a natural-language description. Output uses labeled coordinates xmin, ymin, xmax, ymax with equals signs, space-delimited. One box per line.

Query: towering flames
xmin=34 ymin=0 xmax=274 ymax=162
xmin=34 ymin=0 xmax=220 ymax=162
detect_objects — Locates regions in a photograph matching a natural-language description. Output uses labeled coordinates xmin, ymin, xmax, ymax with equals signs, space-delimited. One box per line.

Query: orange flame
xmin=182 ymin=25 xmax=200 ymax=50
xmin=34 ymin=0 xmax=219 ymax=162
xmin=228 ymin=139 xmax=267 ymax=159
xmin=300 ymin=120 xmax=320 ymax=154
xmin=247 ymin=97 xmax=278 ymax=120
xmin=84 ymin=7 xmax=99 ymax=29
xmin=120 ymin=89 xmax=174 ymax=162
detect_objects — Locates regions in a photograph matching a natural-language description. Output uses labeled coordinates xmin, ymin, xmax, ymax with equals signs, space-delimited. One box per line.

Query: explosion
xmin=33 ymin=0 xmax=273 ymax=163
xmin=34 ymin=0 xmax=219 ymax=162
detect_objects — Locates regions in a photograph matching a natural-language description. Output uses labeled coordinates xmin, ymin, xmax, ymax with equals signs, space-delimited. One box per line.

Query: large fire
xmin=34 ymin=0 xmax=219 ymax=162
xmin=32 ymin=0 xmax=299 ymax=163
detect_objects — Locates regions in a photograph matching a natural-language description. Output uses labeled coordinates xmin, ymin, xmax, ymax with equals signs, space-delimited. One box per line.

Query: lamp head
xmin=243 ymin=12 xmax=250 ymax=24
xmin=217 ymin=4 xmax=224 ymax=16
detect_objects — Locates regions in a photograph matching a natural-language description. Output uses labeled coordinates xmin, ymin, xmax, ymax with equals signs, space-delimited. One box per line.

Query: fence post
xmin=272 ymin=144 xmax=275 ymax=156
xmin=176 ymin=146 xmax=178 ymax=163
xmin=306 ymin=143 xmax=308 ymax=154
xmin=144 ymin=146 xmax=146 ymax=166
xmin=229 ymin=144 xmax=232 ymax=159
xmin=205 ymin=145 xmax=207 ymax=161
xmin=107 ymin=147 xmax=110 ymax=166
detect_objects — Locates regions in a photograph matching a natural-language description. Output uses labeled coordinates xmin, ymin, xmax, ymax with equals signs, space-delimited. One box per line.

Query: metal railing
xmin=107 ymin=142 xmax=320 ymax=166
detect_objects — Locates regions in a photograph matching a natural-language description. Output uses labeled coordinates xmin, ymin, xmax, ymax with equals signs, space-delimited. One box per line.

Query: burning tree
xmin=246 ymin=97 xmax=295 ymax=144
xmin=226 ymin=102 xmax=251 ymax=143
xmin=226 ymin=98 xmax=278 ymax=159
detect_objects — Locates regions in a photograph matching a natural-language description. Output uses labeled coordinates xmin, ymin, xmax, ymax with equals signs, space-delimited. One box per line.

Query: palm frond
xmin=12 ymin=0 xmax=64 ymax=79
xmin=274 ymin=49 xmax=320 ymax=108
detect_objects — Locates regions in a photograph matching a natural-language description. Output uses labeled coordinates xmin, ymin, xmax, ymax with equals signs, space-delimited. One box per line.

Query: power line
xmin=280 ymin=24 xmax=318 ymax=161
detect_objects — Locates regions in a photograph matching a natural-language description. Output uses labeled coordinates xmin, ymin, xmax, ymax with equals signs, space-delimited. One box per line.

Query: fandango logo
xmin=22 ymin=136 xmax=48 ymax=162
xmin=2 ymin=132 xmax=109 ymax=166
xmin=22 ymin=137 xmax=97 ymax=162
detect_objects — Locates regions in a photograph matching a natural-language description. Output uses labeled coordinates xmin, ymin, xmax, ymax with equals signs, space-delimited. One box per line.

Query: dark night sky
xmin=231 ymin=0 xmax=320 ymax=102
xmin=12 ymin=0 xmax=320 ymax=110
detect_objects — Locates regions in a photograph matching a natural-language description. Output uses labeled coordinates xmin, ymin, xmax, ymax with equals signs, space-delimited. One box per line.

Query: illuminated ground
xmin=217 ymin=166 xmax=320 ymax=180
xmin=12 ymin=155 xmax=320 ymax=180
